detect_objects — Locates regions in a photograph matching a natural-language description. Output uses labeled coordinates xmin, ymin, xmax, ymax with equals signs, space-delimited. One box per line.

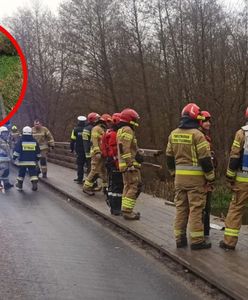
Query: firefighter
xmin=166 ymin=103 xmax=215 ymax=250
xmin=82 ymin=112 xmax=100 ymax=173
xmin=32 ymin=119 xmax=55 ymax=178
xmin=101 ymin=113 xmax=123 ymax=215
xmin=0 ymin=126 xmax=13 ymax=190
xmin=10 ymin=125 xmax=20 ymax=149
xmin=117 ymin=108 xmax=142 ymax=220
xmin=219 ymin=107 xmax=248 ymax=250
xmin=83 ymin=114 xmax=112 ymax=196
xmin=70 ymin=116 xmax=87 ymax=184
xmin=13 ymin=126 xmax=41 ymax=191
xmin=200 ymin=111 xmax=216 ymax=237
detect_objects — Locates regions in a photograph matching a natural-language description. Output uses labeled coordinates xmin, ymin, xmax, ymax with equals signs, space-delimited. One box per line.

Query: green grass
xmin=0 ymin=55 xmax=22 ymax=113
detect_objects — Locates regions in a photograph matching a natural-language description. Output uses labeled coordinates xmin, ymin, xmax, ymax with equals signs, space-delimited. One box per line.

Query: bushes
xmin=0 ymin=33 xmax=17 ymax=55
xmin=0 ymin=55 xmax=22 ymax=113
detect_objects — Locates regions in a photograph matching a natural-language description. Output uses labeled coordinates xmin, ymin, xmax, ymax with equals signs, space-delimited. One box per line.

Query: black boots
xmin=219 ymin=240 xmax=235 ymax=250
xmin=15 ymin=180 xmax=23 ymax=191
xmin=176 ymin=236 xmax=188 ymax=248
xmin=32 ymin=181 xmax=38 ymax=191
xmin=191 ymin=241 xmax=212 ymax=250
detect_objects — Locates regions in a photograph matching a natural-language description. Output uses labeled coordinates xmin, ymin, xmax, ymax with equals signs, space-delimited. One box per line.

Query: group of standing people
xmin=0 ymin=120 xmax=54 ymax=192
xmin=70 ymin=109 xmax=143 ymax=220
xmin=166 ymin=103 xmax=248 ymax=251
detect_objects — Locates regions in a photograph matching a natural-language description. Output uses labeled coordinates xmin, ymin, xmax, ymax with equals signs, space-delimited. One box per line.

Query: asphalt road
xmin=0 ymin=174 xmax=204 ymax=300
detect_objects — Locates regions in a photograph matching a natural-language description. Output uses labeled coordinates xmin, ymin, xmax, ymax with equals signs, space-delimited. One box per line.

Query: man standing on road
xmin=0 ymin=126 xmax=13 ymax=191
xmin=70 ymin=116 xmax=87 ymax=184
xmin=220 ymin=107 xmax=248 ymax=250
xmin=13 ymin=126 xmax=41 ymax=192
xmin=32 ymin=119 xmax=55 ymax=178
xmin=166 ymin=103 xmax=215 ymax=250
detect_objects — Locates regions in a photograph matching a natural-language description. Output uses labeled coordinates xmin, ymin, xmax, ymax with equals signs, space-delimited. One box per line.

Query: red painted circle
xmin=0 ymin=25 xmax=28 ymax=126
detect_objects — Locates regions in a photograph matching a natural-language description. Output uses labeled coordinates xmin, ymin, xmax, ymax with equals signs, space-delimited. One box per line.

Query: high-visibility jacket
xmin=90 ymin=124 xmax=106 ymax=156
xmin=226 ymin=126 xmax=248 ymax=182
xmin=32 ymin=126 xmax=55 ymax=151
xmin=70 ymin=125 xmax=85 ymax=155
xmin=166 ymin=127 xmax=215 ymax=183
xmin=82 ymin=123 xmax=93 ymax=158
xmin=117 ymin=125 xmax=140 ymax=172
xmin=13 ymin=135 xmax=41 ymax=166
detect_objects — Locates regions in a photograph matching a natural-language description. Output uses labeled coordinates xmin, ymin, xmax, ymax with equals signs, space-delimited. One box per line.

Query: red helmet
xmin=120 ymin=108 xmax=140 ymax=126
xmin=87 ymin=112 xmax=100 ymax=124
xmin=181 ymin=103 xmax=204 ymax=120
xmin=245 ymin=107 xmax=248 ymax=118
xmin=112 ymin=113 xmax=121 ymax=124
xmin=100 ymin=114 xmax=112 ymax=123
xmin=201 ymin=111 xmax=211 ymax=120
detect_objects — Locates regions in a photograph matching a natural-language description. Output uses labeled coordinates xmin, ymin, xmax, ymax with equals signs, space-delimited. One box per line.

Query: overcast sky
xmin=0 ymin=0 xmax=245 ymax=21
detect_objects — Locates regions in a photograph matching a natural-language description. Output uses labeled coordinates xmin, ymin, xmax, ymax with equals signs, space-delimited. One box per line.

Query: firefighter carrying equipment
xmin=220 ymin=125 xmax=248 ymax=249
xmin=166 ymin=114 xmax=215 ymax=247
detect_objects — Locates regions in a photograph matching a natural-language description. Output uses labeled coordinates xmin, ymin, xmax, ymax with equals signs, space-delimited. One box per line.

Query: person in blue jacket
xmin=0 ymin=126 xmax=13 ymax=191
xmin=13 ymin=126 xmax=41 ymax=191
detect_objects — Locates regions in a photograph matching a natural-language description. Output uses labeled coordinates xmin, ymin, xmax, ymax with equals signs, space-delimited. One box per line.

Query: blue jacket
xmin=13 ymin=135 xmax=41 ymax=166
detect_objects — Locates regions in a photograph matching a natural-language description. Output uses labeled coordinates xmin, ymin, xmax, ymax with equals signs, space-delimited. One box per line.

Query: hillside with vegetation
xmin=0 ymin=32 xmax=22 ymax=115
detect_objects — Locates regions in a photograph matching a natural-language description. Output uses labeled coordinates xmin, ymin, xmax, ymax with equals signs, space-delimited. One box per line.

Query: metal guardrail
xmin=48 ymin=142 xmax=163 ymax=170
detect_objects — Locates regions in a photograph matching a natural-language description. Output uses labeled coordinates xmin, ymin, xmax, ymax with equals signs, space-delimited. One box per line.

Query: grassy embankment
xmin=0 ymin=55 xmax=22 ymax=114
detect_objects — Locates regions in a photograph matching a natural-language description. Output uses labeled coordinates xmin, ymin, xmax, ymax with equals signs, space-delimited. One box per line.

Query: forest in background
xmin=4 ymin=0 xmax=248 ymax=175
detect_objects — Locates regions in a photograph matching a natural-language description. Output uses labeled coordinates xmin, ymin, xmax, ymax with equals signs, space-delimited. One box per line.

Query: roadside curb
xmin=40 ymin=178 xmax=239 ymax=300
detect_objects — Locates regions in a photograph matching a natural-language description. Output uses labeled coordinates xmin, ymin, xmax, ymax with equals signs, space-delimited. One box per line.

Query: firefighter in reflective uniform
xmin=32 ymin=120 xmax=55 ymax=178
xmin=166 ymin=103 xmax=215 ymax=250
xmin=117 ymin=108 xmax=142 ymax=220
xmin=0 ymin=126 xmax=13 ymax=190
xmin=70 ymin=116 xmax=87 ymax=184
xmin=200 ymin=111 xmax=216 ymax=237
xmin=101 ymin=113 xmax=123 ymax=215
xmin=82 ymin=112 xmax=100 ymax=173
xmin=10 ymin=125 xmax=20 ymax=149
xmin=83 ymin=114 xmax=112 ymax=196
xmin=13 ymin=126 xmax=41 ymax=191
xmin=220 ymin=107 xmax=248 ymax=250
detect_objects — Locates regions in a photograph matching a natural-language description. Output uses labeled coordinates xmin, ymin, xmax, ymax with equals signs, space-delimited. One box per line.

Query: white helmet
xmin=0 ymin=126 xmax=8 ymax=135
xmin=22 ymin=126 xmax=32 ymax=135
xmin=77 ymin=116 xmax=87 ymax=122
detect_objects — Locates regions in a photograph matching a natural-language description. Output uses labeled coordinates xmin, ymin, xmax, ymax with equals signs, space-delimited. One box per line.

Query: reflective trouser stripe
xmin=224 ymin=228 xmax=239 ymax=237
xmin=190 ymin=231 xmax=204 ymax=238
xmin=108 ymin=192 xmax=122 ymax=197
xmin=174 ymin=229 xmax=186 ymax=237
xmin=176 ymin=170 xmax=204 ymax=175
xmin=122 ymin=196 xmax=135 ymax=209
xmin=227 ymin=169 xmax=236 ymax=177
xmin=236 ymin=173 xmax=248 ymax=182
xmin=30 ymin=176 xmax=38 ymax=181
xmin=84 ymin=180 xmax=94 ymax=187
xmin=17 ymin=177 xmax=24 ymax=181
